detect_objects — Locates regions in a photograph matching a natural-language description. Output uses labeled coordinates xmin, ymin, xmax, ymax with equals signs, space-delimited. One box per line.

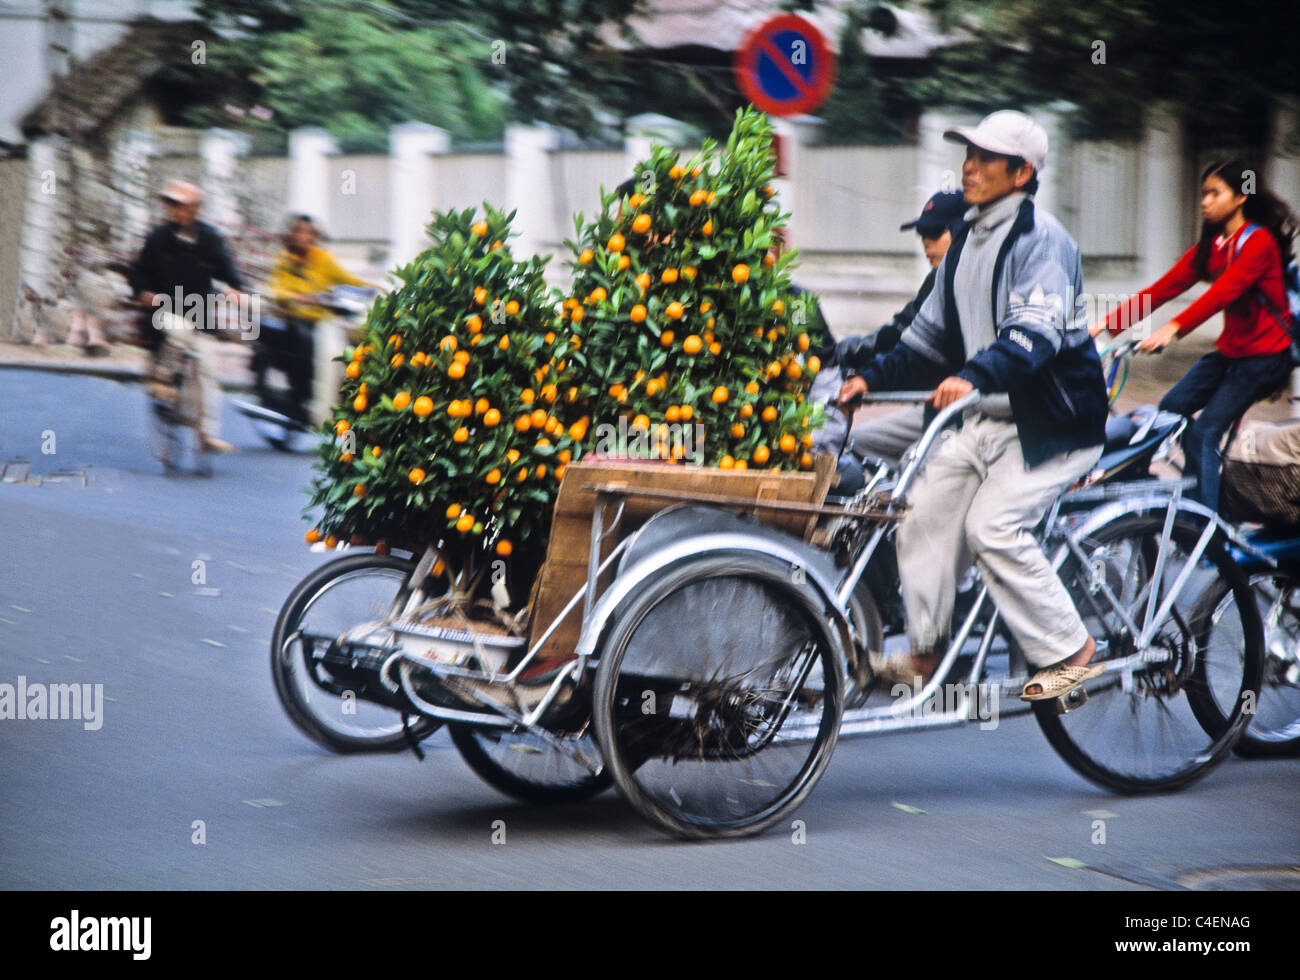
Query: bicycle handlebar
xmin=892 ymin=390 xmax=983 ymax=501
xmin=860 ymin=391 xmax=941 ymax=403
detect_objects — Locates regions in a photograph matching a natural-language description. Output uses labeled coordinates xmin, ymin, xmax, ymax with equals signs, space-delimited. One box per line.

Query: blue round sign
xmin=734 ymin=15 xmax=836 ymax=117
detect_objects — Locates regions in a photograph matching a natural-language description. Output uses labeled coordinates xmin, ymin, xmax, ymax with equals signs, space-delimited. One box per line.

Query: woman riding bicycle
xmin=265 ymin=215 xmax=376 ymax=423
xmin=1091 ymin=159 xmax=1298 ymax=510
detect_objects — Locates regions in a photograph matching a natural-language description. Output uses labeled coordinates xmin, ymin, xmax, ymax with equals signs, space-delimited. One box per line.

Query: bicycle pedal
xmin=1050 ymin=685 xmax=1090 ymax=715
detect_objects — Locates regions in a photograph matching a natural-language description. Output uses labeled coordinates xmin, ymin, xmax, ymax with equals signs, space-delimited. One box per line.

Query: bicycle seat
xmin=1096 ymin=406 xmax=1184 ymax=476
xmin=1102 ymin=414 xmax=1140 ymax=453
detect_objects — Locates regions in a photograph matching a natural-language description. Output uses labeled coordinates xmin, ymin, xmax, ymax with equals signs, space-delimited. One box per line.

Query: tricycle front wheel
xmin=448 ymin=724 xmax=612 ymax=803
xmin=592 ymin=552 xmax=844 ymax=839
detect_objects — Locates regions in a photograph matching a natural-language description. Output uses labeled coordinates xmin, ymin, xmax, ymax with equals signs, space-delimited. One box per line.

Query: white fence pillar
xmin=1034 ymin=103 xmax=1073 ymax=223
xmin=1266 ymin=98 xmax=1300 ymax=227
xmin=388 ymin=122 xmax=448 ymax=267
xmin=200 ymin=128 xmax=250 ymax=229
xmin=770 ymin=115 xmax=822 ymax=253
xmin=288 ymin=128 xmax=337 ymax=228
xmin=916 ymin=108 xmax=971 ymax=282
xmin=12 ymin=138 xmax=64 ymax=338
xmin=1136 ymin=107 xmax=1188 ymax=286
xmin=504 ymin=124 xmax=557 ymax=256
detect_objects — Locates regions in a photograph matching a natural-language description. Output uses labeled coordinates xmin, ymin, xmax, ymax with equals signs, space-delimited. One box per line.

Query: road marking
xmin=1047 ymin=856 xmax=1087 ymax=869
xmin=201 ymin=638 xmax=226 ymax=648
xmin=891 ymin=802 xmax=926 ymax=814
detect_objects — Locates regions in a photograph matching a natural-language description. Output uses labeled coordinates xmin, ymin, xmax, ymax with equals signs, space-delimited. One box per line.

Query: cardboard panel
xmin=527 ymin=458 xmax=832 ymax=661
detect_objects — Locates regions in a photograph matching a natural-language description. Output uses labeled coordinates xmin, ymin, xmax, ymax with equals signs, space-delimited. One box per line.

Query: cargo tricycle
xmin=272 ymin=392 xmax=1264 ymax=838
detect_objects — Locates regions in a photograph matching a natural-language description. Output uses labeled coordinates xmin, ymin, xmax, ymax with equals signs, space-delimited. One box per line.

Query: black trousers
xmin=1159 ymin=349 xmax=1293 ymax=510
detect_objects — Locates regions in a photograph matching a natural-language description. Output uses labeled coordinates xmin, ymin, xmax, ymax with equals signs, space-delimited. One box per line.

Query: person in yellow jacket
xmin=264 ymin=215 xmax=376 ymax=422
xmin=268 ymin=215 xmax=375 ymax=318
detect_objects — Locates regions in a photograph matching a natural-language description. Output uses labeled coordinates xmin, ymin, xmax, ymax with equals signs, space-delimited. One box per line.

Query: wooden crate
xmin=526 ymin=456 xmax=835 ymax=662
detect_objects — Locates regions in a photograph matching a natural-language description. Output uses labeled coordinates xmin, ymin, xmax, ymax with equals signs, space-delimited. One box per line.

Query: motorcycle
xmin=234 ymin=285 xmax=382 ymax=451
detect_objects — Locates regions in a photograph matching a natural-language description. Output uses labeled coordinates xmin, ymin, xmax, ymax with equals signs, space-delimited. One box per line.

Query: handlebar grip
xmin=860 ymin=391 xmax=941 ymax=404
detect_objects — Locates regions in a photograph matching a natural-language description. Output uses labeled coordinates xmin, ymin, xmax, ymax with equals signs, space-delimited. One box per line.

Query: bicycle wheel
xmin=592 ymin=553 xmax=844 ymax=839
xmin=1191 ymin=575 xmax=1300 ymax=757
xmin=448 ymin=724 xmax=612 ymax=803
xmin=847 ymin=579 xmax=885 ymax=708
xmin=1037 ymin=512 xmax=1262 ymax=792
xmin=271 ymin=552 xmax=444 ymax=752
xmin=148 ymin=397 xmax=182 ymax=473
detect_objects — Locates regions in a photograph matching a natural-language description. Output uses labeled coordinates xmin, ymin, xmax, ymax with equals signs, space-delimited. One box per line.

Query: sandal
xmin=1020 ymin=663 xmax=1104 ymax=702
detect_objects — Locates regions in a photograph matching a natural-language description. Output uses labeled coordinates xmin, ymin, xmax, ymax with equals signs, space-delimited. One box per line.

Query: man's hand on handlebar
xmin=929 ymin=376 xmax=975 ymax=410
xmin=838 ymin=374 xmax=868 ymax=411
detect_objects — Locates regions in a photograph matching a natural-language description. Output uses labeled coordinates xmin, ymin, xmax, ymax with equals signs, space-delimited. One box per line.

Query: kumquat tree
xmin=560 ymin=106 xmax=825 ymax=471
xmin=304 ymin=205 xmax=584 ymax=596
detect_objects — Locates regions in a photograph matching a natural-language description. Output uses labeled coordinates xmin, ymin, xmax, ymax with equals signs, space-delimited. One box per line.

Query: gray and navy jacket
xmin=852 ymin=197 xmax=1107 ymax=467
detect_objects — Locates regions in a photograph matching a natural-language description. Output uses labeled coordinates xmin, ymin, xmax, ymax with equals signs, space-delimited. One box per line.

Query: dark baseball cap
xmin=900 ymin=190 xmax=967 ymax=236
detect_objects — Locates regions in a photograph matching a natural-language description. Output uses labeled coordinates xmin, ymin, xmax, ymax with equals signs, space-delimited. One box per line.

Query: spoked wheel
xmin=592 ymin=553 xmax=844 ymax=839
xmin=847 ymin=580 xmax=886 ymax=708
xmin=448 ymin=724 xmax=612 ymax=803
xmin=271 ymin=552 xmax=445 ymax=752
xmin=1038 ymin=512 xmax=1263 ymax=792
xmin=148 ymin=396 xmax=182 ymax=473
xmin=1191 ymin=575 xmax=1300 ymax=757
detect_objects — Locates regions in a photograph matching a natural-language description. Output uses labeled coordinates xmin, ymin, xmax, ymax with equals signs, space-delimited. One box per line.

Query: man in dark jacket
xmin=838 ymin=190 xmax=968 ymax=373
xmin=128 ymin=180 xmax=244 ymax=453
xmin=828 ymin=190 xmax=968 ymax=465
xmin=839 ymin=111 xmax=1109 ymax=703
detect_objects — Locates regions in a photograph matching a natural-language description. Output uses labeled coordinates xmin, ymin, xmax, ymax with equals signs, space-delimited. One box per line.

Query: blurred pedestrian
xmin=128 ymin=180 xmax=244 ymax=453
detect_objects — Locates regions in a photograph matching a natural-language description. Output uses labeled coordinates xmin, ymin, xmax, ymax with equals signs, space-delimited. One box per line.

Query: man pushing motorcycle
xmin=837 ymin=111 xmax=1110 ymax=702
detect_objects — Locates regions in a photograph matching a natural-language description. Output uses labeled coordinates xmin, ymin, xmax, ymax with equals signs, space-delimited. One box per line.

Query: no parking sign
xmin=734 ymin=14 xmax=837 ymax=118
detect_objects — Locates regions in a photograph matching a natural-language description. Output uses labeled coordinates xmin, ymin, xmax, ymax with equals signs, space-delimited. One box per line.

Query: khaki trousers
xmin=155 ymin=328 xmax=223 ymax=441
xmin=896 ymin=415 xmax=1102 ymax=667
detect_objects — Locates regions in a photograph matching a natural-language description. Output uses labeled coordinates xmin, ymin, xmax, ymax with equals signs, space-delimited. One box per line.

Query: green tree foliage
xmin=176 ymin=0 xmax=645 ymax=148
xmin=561 ymin=107 xmax=825 ymax=471
xmin=307 ymin=206 xmax=584 ymax=569
xmin=818 ymin=5 xmax=911 ymax=145
xmin=904 ymin=0 xmax=1298 ymax=139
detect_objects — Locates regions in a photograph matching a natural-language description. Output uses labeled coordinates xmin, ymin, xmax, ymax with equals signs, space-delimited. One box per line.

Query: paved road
xmin=1 ymin=368 xmax=1297 ymax=890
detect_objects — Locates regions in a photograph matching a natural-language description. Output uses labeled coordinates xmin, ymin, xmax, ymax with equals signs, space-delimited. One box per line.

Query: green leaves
xmin=557 ymin=107 xmax=825 ymax=472
xmin=305 ymin=204 xmax=584 ymax=568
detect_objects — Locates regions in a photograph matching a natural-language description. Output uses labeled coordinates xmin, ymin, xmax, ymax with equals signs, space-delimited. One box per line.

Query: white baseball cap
xmin=944 ymin=110 xmax=1048 ymax=174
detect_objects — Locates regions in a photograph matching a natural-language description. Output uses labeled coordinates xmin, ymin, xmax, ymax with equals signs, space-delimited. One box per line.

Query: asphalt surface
xmin=1 ymin=367 xmax=1297 ymax=890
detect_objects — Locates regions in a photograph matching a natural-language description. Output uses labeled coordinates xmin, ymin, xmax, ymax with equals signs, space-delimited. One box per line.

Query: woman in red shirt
xmin=1091 ymin=159 xmax=1297 ymax=509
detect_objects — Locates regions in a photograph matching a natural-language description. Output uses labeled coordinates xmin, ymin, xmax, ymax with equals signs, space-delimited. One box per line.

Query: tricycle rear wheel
xmin=592 ymin=552 xmax=844 ymax=839
xmin=271 ymin=552 xmax=444 ymax=752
